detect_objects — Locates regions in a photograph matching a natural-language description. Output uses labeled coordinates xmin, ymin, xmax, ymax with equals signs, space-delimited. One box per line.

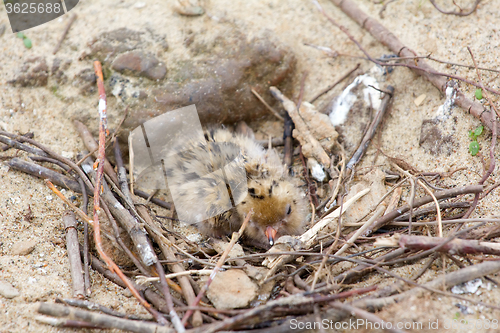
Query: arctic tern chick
xmin=165 ymin=128 xmax=308 ymax=249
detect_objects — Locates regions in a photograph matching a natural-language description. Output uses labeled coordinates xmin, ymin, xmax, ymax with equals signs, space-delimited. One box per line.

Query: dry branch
xmin=364 ymin=185 xmax=483 ymax=235
xmin=62 ymin=211 xmax=85 ymax=298
xmin=37 ymin=303 xmax=173 ymax=333
xmin=376 ymin=234 xmax=500 ymax=256
xmin=7 ymin=157 xmax=83 ymax=193
xmin=327 ymin=0 xmax=499 ymax=132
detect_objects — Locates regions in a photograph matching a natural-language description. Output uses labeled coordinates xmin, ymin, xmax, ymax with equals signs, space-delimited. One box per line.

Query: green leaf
xmin=469 ymin=141 xmax=480 ymax=156
xmin=469 ymin=130 xmax=475 ymax=139
xmin=16 ymin=32 xmax=25 ymax=39
xmin=474 ymin=125 xmax=484 ymax=137
xmin=475 ymin=88 xmax=483 ymax=100
xmin=23 ymin=38 xmax=32 ymax=49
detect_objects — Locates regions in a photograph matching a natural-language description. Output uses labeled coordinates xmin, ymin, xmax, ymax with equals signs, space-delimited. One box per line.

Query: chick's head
xmin=236 ymin=176 xmax=308 ymax=249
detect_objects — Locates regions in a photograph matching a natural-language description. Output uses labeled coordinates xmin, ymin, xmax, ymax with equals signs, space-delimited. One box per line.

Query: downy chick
xmin=164 ymin=128 xmax=308 ymax=249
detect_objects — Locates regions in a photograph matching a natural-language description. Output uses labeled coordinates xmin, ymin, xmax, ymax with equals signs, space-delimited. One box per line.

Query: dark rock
xmin=74 ymin=68 xmax=97 ymax=95
xmin=120 ymin=30 xmax=295 ymax=135
xmin=419 ymin=119 xmax=456 ymax=155
xmin=8 ymin=57 xmax=49 ymax=87
xmin=51 ymin=58 xmax=71 ymax=84
xmin=111 ymin=51 xmax=166 ymax=80
xmin=80 ymin=28 xmax=144 ymax=63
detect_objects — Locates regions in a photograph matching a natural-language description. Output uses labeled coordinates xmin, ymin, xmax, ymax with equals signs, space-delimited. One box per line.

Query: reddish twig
xmin=91 ymin=61 xmax=168 ymax=326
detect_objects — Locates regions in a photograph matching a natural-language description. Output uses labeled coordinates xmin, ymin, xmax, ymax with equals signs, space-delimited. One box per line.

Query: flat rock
xmin=207 ymin=269 xmax=258 ymax=309
xmin=0 ymin=281 xmax=19 ymax=299
xmin=11 ymin=239 xmax=37 ymax=255
xmin=112 ymin=51 xmax=166 ymax=81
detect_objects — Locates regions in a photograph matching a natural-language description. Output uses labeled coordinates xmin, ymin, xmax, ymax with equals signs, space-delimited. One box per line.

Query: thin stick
xmin=309 ymin=63 xmax=360 ymax=103
xmin=181 ymin=209 xmax=253 ymax=325
xmin=8 ymin=157 xmax=83 ymax=193
xmin=37 ymin=303 xmax=173 ymax=333
xmin=251 ymin=88 xmax=284 ymax=121
xmin=53 ymin=14 xmax=77 ymax=54
xmin=91 ymin=61 xmax=168 ymax=326
xmin=62 ymin=210 xmax=85 ymax=298
xmin=319 ymin=0 xmax=500 ymax=132
xmin=137 ymin=270 xmax=213 ymax=284
xmin=376 ymin=234 xmax=500 ymax=256
xmin=45 ymin=180 xmax=93 ymax=225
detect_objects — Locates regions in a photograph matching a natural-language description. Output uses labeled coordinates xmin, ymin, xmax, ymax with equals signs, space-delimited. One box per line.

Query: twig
xmin=363 ymin=185 xmax=483 ymax=236
xmin=320 ymin=0 xmax=500 ymax=132
xmin=0 ymin=135 xmax=48 ymax=156
xmin=137 ymin=205 xmax=205 ymax=327
xmin=134 ymin=189 xmax=172 ymax=210
xmin=73 ymin=120 xmax=119 ymax=185
xmin=137 ymin=270 xmax=213 ymax=284
xmin=376 ymin=234 xmax=500 ymax=256
xmin=8 ymin=157 xmax=83 ymax=193
xmin=182 ymin=209 xmax=253 ymax=326
xmin=62 ymin=210 xmax=85 ymax=298
xmin=346 ymin=85 xmax=394 ymax=172
xmin=37 ymin=303 xmax=173 ymax=333
xmin=56 ymin=298 xmax=147 ymax=320
xmin=91 ymin=61 xmax=167 ymax=326
xmin=429 ymin=0 xmax=481 ymax=16
xmin=53 ymin=14 xmax=77 ymax=54
xmin=251 ymin=88 xmax=284 ymax=121
xmin=45 ymin=180 xmax=93 ymax=225
xmin=81 ymin=157 xmax=157 ymax=267
xmin=0 ymin=132 xmax=34 ymax=151
xmin=309 ymin=63 xmax=360 ymax=103
xmin=335 ymin=204 xmax=386 ymax=256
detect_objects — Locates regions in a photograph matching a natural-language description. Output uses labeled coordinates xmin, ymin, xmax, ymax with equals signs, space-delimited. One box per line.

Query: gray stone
xmin=112 ymin=51 xmax=166 ymax=81
xmin=11 ymin=239 xmax=37 ymax=255
xmin=207 ymin=269 xmax=258 ymax=309
xmin=0 ymin=281 xmax=20 ymax=299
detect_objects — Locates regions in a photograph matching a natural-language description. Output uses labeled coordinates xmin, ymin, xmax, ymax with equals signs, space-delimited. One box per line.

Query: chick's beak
xmin=265 ymin=226 xmax=277 ymax=246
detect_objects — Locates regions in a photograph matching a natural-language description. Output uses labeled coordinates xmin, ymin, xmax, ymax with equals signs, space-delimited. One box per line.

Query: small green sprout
xmin=16 ymin=32 xmax=32 ymax=49
xmin=468 ymin=125 xmax=484 ymax=156
xmin=475 ymin=88 xmax=483 ymax=100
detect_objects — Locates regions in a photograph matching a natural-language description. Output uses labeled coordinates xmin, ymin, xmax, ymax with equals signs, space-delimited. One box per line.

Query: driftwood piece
xmin=329 ymin=0 xmax=499 ymax=132
xmin=62 ymin=211 xmax=85 ymax=298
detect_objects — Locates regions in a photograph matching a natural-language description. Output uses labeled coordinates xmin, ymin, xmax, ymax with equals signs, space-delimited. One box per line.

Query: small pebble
xmin=207 ymin=269 xmax=257 ymax=309
xmin=11 ymin=240 xmax=37 ymax=255
xmin=0 ymin=281 xmax=20 ymax=299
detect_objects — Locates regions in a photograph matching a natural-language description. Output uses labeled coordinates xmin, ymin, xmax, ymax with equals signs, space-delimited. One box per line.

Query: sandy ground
xmin=1 ymin=0 xmax=500 ymax=332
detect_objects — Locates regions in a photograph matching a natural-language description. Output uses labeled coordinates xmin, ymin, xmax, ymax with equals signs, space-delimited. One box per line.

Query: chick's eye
xmin=286 ymin=204 xmax=292 ymax=215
